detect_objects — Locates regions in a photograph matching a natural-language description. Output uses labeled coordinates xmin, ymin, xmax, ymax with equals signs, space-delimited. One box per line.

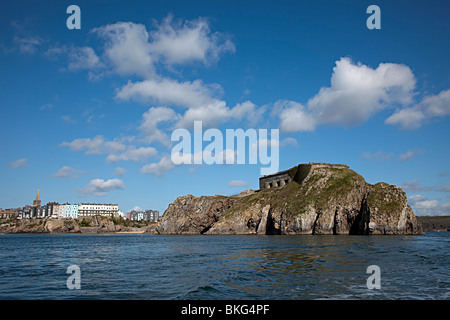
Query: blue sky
xmin=1 ymin=0 xmax=449 ymax=215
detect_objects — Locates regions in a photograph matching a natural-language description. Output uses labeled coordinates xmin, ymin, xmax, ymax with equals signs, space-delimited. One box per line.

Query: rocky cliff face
xmin=155 ymin=164 xmax=423 ymax=235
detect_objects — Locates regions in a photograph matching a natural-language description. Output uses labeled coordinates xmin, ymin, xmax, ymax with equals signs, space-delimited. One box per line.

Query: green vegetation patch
xmin=222 ymin=167 xmax=366 ymax=218
xmin=367 ymin=182 xmax=404 ymax=216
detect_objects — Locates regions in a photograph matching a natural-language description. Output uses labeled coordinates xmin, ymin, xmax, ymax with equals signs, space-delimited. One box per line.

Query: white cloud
xmin=8 ymin=158 xmax=27 ymax=169
xmin=90 ymin=15 xmax=234 ymax=78
xmin=60 ymin=135 xmax=126 ymax=155
xmin=77 ymin=178 xmax=125 ymax=197
xmin=93 ymin=22 xmax=154 ymax=78
xmin=385 ymin=108 xmax=425 ymax=130
xmin=229 ymin=100 xmax=265 ymax=126
xmin=227 ymin=180 xmax=248 ymax=187
xmin=141 ymin=156 xmax=175 ymax=176
xmin=61 ymin=134 xmax=157 ymax=164
xmin=67 ymin=46 xmax=101 ymax=71
xmin=385 ymin=89 xmax=450 ymax=130
xmin=116 ymin=78 xmax=222 ymax=107
xmin=229 ymin=101 xmax=255 ymax=120
xmin=52 ymin=166 xmax=84 ymax=178
xmin=106 ymin=146 xmax=158 ymax=163
xmin=139 ymin=106 xmax=179 ymax=147
xmin=275 ymin=100 xmax=316 ymax=132
xmin=408 ymin=194 xmax=450 ymax=216
xmin=118 ymin=79 xmax=262 ymax=129
xmin=46 ymin=45 xmax=101 ymax=73
xmin=174 ymin=100 xmax=230 ymax=128
xmin=308 ymin=58 xmax=415 ymax=125
xmin=149 ymin=14 xmax=235 ymax=66
xmin=276 ymin=57 xmax=417 ymax=132
xmin=175 ymin=100 xmax=265 ymax=129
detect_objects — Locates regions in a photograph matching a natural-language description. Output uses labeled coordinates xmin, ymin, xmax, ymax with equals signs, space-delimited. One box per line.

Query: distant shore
xmin=0 ymin=216 xmax=156 ymax=234
xmin=1 ymin=215 xmax=448 ymax=235
xmin=417 ymin=216 xmax=450 ymax=232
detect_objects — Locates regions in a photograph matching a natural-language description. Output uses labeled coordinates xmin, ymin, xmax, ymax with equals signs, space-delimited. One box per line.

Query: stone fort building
xmin=259 ymin=163 xmax=349 ymax=190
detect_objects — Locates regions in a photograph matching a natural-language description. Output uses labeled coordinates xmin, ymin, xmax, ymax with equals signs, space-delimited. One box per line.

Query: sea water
xmin=0 ymin=232 xmax=448 ymax=300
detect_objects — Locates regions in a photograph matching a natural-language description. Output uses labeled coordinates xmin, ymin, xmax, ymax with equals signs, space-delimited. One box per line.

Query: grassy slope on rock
xmin=366 ymin=182 xmax=406 ymax=219
xmin=223 ymin=167 xmax=367 ymax=218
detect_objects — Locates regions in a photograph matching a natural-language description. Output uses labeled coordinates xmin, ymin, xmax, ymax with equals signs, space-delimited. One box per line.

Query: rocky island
xmin=154 ymin=163 xmax=424 ymax=235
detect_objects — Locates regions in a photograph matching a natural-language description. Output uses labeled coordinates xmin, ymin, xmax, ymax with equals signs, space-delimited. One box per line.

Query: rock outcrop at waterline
xmin=154 ymin=164 xmax=423 ymax=235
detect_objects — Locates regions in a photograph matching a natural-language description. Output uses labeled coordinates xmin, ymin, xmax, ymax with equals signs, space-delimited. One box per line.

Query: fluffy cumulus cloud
xmin=408 ymin=195 xmax=450 ymax=216
xmin=385 ymin=89 xmax=450 ymax=130
xmin=77 ymin=178 xmax=125 ymax=197
xmin=52 ymin=13 xmax=450 ymax=180
xmin=140 ymin=156 xmax=175 ymax=176
xmin=275 ymin=57 xmax=450 ymax=132
xmin=174 ymin=100 xmax=231 ymax=128
xmin=149 ymin=14 xmax=235 ymax=65
xmin=275 ymin=100 xmax=316 ymax=132
xmin=88 ymin=15 xmax=234 ymax=78
xmin=309 ymin=58 xmax=416 ymax=125
xmin=67 ymin=46 xmax=101 ymax=71
xmin=93 ymin=22 xmax=154 ymax=78
xmin=277 ymin=57 xmax=417 ymax=132
xmin=139 ymin=106 xmax=179 ymax=147
xmin=116 ymin=78 xmax=222 ymax=107
xmin=54 ymin=15 xmax=252 ymax=178
xmin=118 ymin=77 xmax=259 ymax=128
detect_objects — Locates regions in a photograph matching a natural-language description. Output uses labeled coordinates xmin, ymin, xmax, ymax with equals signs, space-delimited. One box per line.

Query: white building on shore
xmin=78 ymin=203 xmax=119 ymax=217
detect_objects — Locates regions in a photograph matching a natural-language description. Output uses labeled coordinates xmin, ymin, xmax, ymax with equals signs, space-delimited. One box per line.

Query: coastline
xmin=1 ymin=216 xmax=448 ymax=235
xmin=0 ymin=216 xmax=155 ymax=235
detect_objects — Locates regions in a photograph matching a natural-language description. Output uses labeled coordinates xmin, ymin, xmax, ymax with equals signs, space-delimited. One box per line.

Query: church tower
xmin=32 ymin=188 xmax=41 ymax=207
